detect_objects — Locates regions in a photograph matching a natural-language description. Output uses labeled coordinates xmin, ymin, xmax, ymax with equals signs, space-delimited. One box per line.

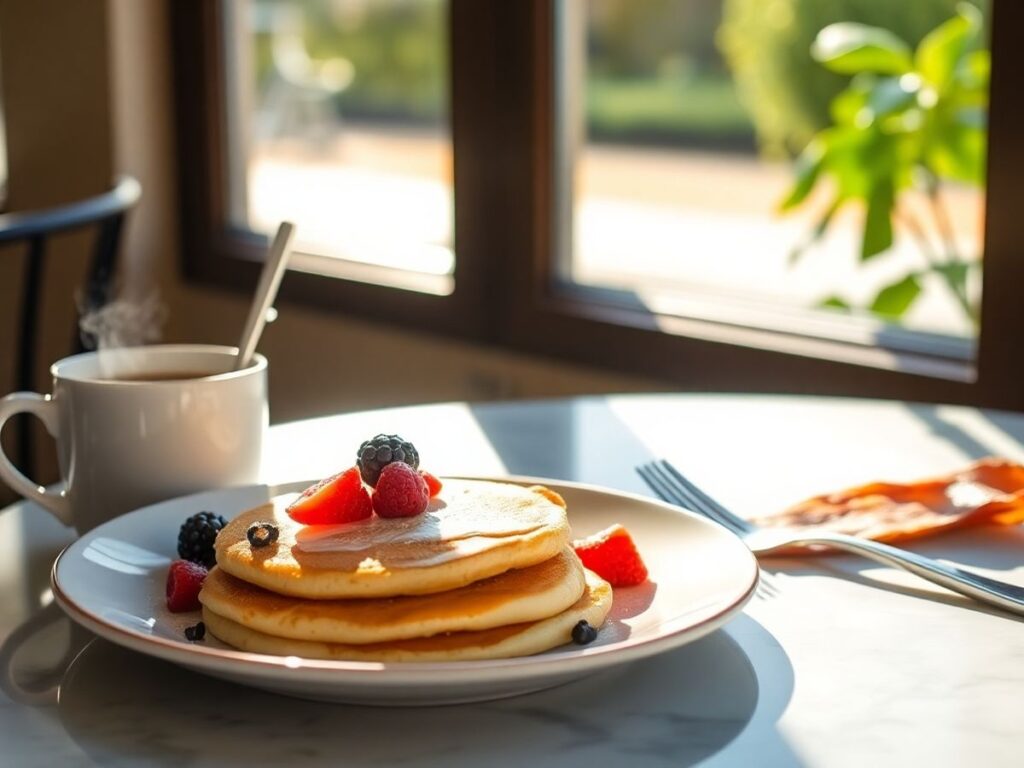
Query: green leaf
xmin=788 ymin=198 xmax=842 ymax=265
xmin=861 ymin=179 xmax=895 ymax=260
xmin=957 ymin=49 xmax=990 ymax=91
xmin=779 ymin=140 xmax=825 ymax=211
xmin=869 ymin=274 xmax=922 ymax=320
xmin=926 ymin=120 xmax=986 ymax=184
xmin=915 ymin=5 xmax=981 ymax=90
xmin=818 ymin=295 xmax=852 ymax=311
xmin=821 ymin=128 xmax=876 ymax=199
xmin=812 ymin=23 xmax=913 ymax=75
xmin=933 ymin=261 xmax=970 ymax=297
xmin=829 ymin=77 xmax=873 ymax=126
xmin=955 ymin=106 xmax=986 ymax=130
xmin=867 ymin=76 xmax=918 ymax=119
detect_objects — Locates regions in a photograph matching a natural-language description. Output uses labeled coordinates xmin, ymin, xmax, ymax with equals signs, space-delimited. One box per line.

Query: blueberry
xmin=184 ymin=622 xmax=206 ymax=642
xmin=571 ymin=620 xmax=598 ymax=645
xmin=247 ymin=522 xmax=279 ymax=548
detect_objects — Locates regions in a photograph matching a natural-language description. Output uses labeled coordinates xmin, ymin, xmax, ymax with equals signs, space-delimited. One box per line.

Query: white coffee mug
xmin=0 ymin=344 xmax=268 ymax=532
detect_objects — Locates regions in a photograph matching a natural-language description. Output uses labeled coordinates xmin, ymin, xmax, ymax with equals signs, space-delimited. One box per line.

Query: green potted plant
xmin=781 ymin=4 xmax=988 ymax=324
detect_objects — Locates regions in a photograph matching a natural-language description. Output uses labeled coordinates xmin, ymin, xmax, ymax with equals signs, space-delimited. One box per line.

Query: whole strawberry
xmin=372 ymin=462 xmax=430 ymax=518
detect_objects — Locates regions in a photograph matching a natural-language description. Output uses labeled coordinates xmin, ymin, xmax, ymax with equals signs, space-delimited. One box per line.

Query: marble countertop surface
xmin=3 ymin=394 xmax=1024 ymax=767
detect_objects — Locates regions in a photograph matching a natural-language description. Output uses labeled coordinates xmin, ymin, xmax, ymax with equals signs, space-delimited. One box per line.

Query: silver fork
xmin=638 ymin=459 xmax=1024 ymax=616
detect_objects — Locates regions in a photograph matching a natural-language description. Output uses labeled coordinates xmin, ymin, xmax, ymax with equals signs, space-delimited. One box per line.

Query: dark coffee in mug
xmin=107 ymin=371 xmax=218 ymax=382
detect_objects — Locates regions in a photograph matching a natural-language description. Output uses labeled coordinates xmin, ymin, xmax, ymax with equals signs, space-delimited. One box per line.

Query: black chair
xmin=0 ymin=175 xmax=142 ymax=476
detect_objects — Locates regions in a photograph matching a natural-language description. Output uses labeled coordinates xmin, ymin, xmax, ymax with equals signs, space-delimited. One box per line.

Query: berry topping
xmin=571 ymin=620 xmax=599 ymax=645
xmin=166 ymin=559 xmax=208 ymax=613
xmin=177 ymin=511 xmax=227 ymax=569
xmin=247 ymin=522 xmax=280 ymax=548
xmin=287 ymin=466 xmax=373 ymax=525
xmin=421 ymin=470 xmax=443 ymax=498
xmin=184 ymin=622 xmax=206 ymax=642
xmin=372 ymin=461 xmax=430 ymax=518
xmin=357 ymin=434 xmax=420 ymax=486
xmin=573 ymin=524 xmax=649 ymax=587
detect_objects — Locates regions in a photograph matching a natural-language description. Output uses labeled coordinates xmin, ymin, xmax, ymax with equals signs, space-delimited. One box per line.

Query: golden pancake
xmin=215 ymin=480 xmax=571 ymax=599
xmin=200 ymin=548 xmax=586 ymax=644
xmin=203 ymin=569 xmax=613 ymax=662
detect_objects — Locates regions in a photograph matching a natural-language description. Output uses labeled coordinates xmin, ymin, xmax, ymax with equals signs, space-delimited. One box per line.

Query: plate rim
xmin=51 ymin=474 xmax=759 ymax=685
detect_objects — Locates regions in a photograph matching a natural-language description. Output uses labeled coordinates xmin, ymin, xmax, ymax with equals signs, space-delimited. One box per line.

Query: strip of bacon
xmin=751 ymin=458 xmax=1024 ymax=545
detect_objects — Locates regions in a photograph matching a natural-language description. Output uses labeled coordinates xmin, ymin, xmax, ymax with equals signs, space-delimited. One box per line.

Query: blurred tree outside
xmin=254 ymin=0 xmax=447 ymax=126
xmin=586 ymin=0 xmax=754 ymax=148
xmin=252 ymin=0 xmax=757 ymax=147
xmin=254 ymin=0 xmax=990 ymax=155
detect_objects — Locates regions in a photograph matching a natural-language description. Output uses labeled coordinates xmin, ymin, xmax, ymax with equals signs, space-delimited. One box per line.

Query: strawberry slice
xmin=421 ymin=470 xmax=443 ymax=498
xmin=573 ymin=524 xmax=649 ymax=587
xmin=166 ymin=559 xmax=208 ymax=612
xmin=286 ymin=466 xmax=373 ymax=525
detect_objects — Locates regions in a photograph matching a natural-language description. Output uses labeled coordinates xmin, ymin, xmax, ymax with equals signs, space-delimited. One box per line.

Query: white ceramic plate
xmin=52 ymin=477 xmax=758 ymax=705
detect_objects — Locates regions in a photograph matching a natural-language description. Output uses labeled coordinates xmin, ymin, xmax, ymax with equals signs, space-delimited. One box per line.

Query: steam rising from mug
xmin=78 ymin=293 xmax=167 ymax=351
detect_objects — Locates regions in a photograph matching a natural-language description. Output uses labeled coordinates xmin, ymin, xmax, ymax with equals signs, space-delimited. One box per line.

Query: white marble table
xmin=3 ymin=394 xmax=1024 ymax=767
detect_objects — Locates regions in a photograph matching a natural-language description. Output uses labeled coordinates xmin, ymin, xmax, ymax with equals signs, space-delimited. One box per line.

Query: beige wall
xmin=0 ymin=1 xmax=117 ymax=489
xmin=0 ymin=1 xmax=665 ymax=501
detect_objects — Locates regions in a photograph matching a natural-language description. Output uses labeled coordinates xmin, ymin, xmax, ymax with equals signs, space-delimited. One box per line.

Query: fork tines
xmin=637 ymin=460 xmax=751 ymax=536
xmin=636 ymin=459 xmax=778 ymax=599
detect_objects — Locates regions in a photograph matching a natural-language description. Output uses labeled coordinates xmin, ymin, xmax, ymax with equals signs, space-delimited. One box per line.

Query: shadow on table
xmin=905 ymin=403 xmax=1024 ymax=461
xmin=51 ymin=616 xmax=795 ymax=767
xmin=757 ymin=525 xmax=1024 ymax=623
xmin=468 ymin=399 xmax=656 ymax=495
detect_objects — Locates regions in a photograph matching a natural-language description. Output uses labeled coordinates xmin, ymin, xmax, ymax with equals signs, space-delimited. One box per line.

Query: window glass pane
xmin=560 ymin=0 xmax=989 ymax=357
xmin=224 ymin=0 xmax=452 ymax=293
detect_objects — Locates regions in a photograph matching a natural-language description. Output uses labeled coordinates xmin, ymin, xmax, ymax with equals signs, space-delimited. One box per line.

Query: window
xmin=223 ymin=0 xmax=453 ymax=295
xmin=172 ymin=0 xmax=1024 ymax=410
xmin=561 ymin=0 xmax=985 ymax=352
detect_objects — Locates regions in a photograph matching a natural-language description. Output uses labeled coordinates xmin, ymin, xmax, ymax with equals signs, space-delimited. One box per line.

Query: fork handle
xmin=753 ymin=530 xmax=1024 ymax=616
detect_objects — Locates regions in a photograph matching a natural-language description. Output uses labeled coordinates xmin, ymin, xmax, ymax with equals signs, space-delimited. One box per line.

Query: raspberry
xmin=373 ymin=462 xmax=429 ymax=518
xmin=357 ymin=434 xmax=419 ymax=486
xmin=287 ymin=466 xmax=372 ymax=525
xmin=573 ymin=524 xmax=648 ymax=587
xmin=166 ymin=559 xmax=208 ymax=613
xmin=421 ymin=470 xmax=443 ymax=498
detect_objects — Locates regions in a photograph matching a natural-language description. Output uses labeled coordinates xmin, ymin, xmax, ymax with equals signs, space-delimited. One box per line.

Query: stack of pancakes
xmin=200 ymin=479 xmax=613 ymax=662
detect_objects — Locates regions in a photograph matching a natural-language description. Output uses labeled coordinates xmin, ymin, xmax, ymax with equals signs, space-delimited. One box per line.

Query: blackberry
xmin=177 ymin=511 xmax=227 ymax=568
xmin=571 ymin=620 xmax=598 ymax=646
xmin=357 ymin=434 xmax=420 ymax=486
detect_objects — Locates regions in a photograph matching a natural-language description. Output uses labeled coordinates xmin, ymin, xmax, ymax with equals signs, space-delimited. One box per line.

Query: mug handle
xmin=0 ymin=392 xmax=72 ymax=525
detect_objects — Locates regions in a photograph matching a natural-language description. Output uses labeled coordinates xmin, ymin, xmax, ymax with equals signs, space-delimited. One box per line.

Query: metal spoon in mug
xmin=234 ymin=221 xmax=296 ymax=371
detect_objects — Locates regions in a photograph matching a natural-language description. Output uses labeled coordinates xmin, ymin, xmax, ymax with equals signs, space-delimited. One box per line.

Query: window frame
xmin=171 ymin=0 xmax=1024 ymax=410
xmin=171 ymin=0 xmax=493 ymax=341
